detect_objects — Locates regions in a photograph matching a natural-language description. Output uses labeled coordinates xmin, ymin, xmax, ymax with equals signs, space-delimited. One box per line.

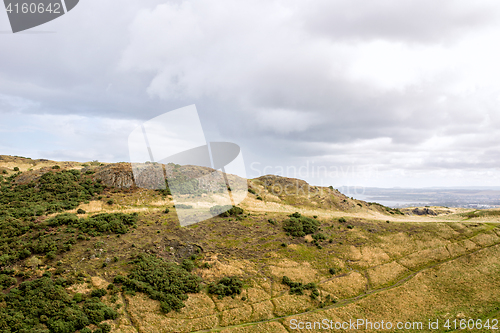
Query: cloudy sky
xmin=1 ymin=0 xmax=500 ymax=188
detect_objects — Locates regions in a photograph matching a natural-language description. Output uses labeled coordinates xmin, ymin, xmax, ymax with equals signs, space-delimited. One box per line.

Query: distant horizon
xmin=4 ymin=153 xmax=500 ymax=192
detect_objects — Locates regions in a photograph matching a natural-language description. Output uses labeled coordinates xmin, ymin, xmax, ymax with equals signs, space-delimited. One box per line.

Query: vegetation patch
xmin=209 ymin=205 xmax=244 ymax=217
xmin=113 ymin=254 xmax=201 ymax=313
xmin=283 ymin=212 xmax=320 ymax=237
xmin=208 ymin=277 xmax=244 ymax=299
xmin=0 ymin=170 xmax=105 ymax=219
xmin=0 ymin=276 xmax=116 ymax=333
xmin=47 ymin=212 xmax=138 ymax=236
xmin=282 ymin=276 xmax=319 ymax=300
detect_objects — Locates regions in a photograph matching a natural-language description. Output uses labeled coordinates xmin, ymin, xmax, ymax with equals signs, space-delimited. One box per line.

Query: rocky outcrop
xmin=411 ymin=207 xmax=437 ymax=216
xmin=90 ymin=163 xmax=136 ymax=188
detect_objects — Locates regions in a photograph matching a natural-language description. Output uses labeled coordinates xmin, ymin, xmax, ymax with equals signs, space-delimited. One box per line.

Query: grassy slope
xmin=1 ymin=156 xmax=500 ymax=333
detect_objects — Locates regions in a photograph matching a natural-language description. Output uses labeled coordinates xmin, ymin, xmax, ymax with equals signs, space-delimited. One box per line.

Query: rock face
xmin=412 ymin=207 xmax=437 ymax=216
xmin=91 ymin=163 xmax=136 ymax=188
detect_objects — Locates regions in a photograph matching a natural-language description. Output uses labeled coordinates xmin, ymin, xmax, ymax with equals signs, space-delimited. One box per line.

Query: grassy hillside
xmin=1 ymin=156 xmax=500 ymax=333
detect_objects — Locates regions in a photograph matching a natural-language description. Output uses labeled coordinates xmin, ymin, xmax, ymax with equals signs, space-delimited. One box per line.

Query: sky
xmin=1 ymin=0 xmax=500 ymax=188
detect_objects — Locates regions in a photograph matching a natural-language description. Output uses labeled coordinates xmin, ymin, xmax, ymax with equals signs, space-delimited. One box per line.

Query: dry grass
xmin=220 ymin=305 xmax=253 ymax=326
xmin=470 ymin=231 xmax=500 ymax=247
xmin=320 ymin=272 xmax=367 ymax=299
xmin=245 ymin=287 xmax=271 ymax=303
xmin=267 ymin=259 xmax=319 ymax=283
xmin=367 ymin=261 xmax=410 ymax=289
xmin=164 ymin=293 xmax=217 ymax=319
xmin=124 ymin=293 xmax=219 ymax=333
xmin=249 ymin=300 xmax=275 ymax=322
xmin=272 ymin=294 xmax=314 ymax=317
xmin=354 ymin=246 xmax=391 ymax=268
xmin=219 ymin=321 xmax=288 ymax=333
xmin=398 ymin=246 xmax=450 ymax=270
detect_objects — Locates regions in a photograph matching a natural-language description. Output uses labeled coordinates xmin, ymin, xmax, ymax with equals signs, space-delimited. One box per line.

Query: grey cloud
xmin=301 ymin=0 xmax=500 ymax=43
xmin=1 ymin=0 xmax=500 ymax=188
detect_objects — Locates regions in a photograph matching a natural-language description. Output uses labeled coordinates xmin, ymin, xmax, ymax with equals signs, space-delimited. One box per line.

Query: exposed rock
xmin=412 ymin=207 xmax=437 ymax=216
xmin=90 ymin=163 xmax=136 ymax=188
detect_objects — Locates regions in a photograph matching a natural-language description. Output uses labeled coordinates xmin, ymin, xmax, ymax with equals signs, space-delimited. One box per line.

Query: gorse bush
xmin=113 ymin=254 xmax=201 ymax=313
xmin=208 ymin=277 xmax=243 ymax=299
xmin=90 ymin=288 xmax=107 ymax=298
xmin=0 ymin=170 xmax=105 ymax=219
xmin=282 ymin=275 xmax=319 ymax=299
xmin=0 ymin=212 xmax=137 ymax=268
xmin=47 ymin=212 xmax=138 ymax=235
xmin=283 ymin=212 xmax=320 ymax=237
xmin=181 ymin=259 xmax=195 ymax=272
xmin=0 ymin=276 xmax=116 ymax=333
xmin=312 ymin=233 xmax=327 ymax=241
xmin=209 ymin=205 xmax=244 ymax=217
xmin=0 ymin=272 xmax=16 ymax=290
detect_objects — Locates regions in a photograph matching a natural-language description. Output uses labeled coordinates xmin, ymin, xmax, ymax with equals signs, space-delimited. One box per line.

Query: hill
xmin=1 ymin=155 xmax=499 ymax=333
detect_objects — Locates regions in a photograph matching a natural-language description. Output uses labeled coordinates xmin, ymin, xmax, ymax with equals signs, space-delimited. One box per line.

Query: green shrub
xmin=209 ymin=205 xmax=228 ymax=216
xmin=73 ymin=293 xmax=84 ymax=302
xmin=77 ymin=208 xmax=86 ymax=214
xmin=209 ymin=205 xmax=244 ymax=217
xmin=164 ymin=208 xmax=170 ymax=214
xmin=181 ymin=259 xmax=195 ymax=272
xmin=46 ymin=212 xmax=138 ymax=235
xmin=106 ymin=199 xmax=114 ymax=205
xmin=347 ymin=225 xmax=354 ymax=229
xmin=0 ymin=274 xmax=16 ymax=289
xmin=0 ymin=276 xmax=116 ymax=332
xmin=52 ymin=165 xmax=61 ymax=169
xmin=112 ymin=254 xmax=201 ymax=313
xmin=312 ymin=233 xmax=327 ymax=241
xmin=46 ymin=251 xmax=56 ymax=260
xmin=248 ymin=188 xmax=256 ymax=195
xmin=338 ymin=217 xmax=346 ymax=223
xmin=256 ymin=196 xmax=263 ymax=201
xmin=283 ymin=213 xmax=320 ymax=237
xmin=0 ymin=169 xmax=106 ymax=220
xmin=281 ymin=276 xmax=318 ymax=299
xmin=91 ymin=288 xmax=107 ymax=298
xmin=13 ymin=167 xmax=19 ymax=171
xmin=99 ymin=323 xmax=112 ymax=333
xmin=208 ymin=277 xmax=243 ymax=299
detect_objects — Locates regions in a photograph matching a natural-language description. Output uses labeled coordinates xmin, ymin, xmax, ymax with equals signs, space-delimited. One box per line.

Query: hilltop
xmin=0 ymin=155 xmax=499 ymax=333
